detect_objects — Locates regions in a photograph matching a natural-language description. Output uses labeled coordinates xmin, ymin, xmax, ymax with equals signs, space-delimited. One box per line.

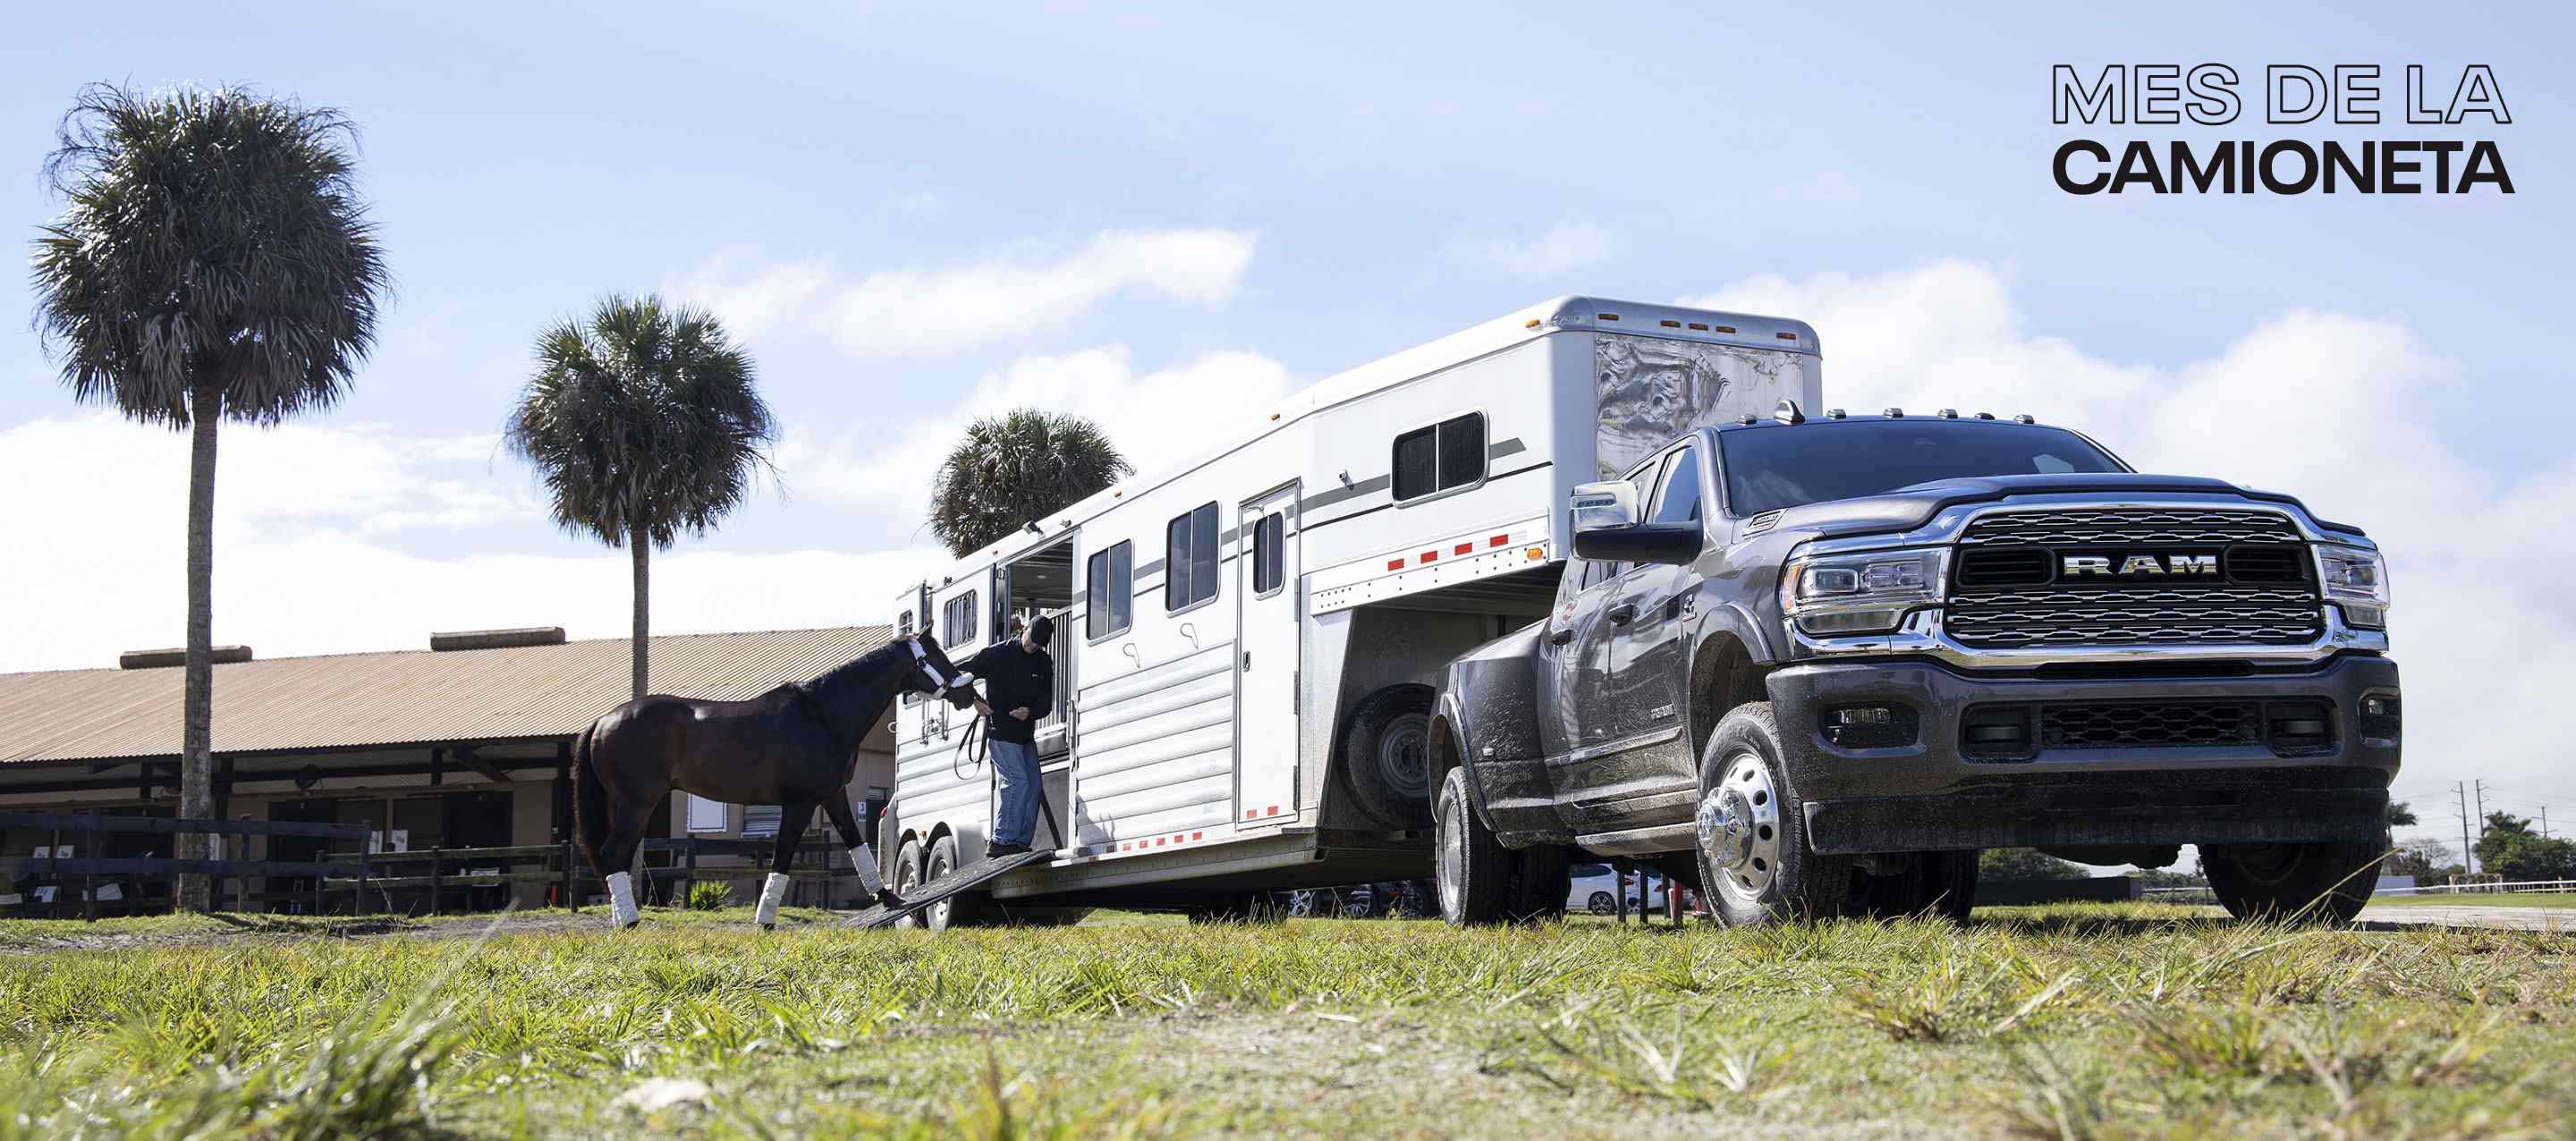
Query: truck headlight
xmin=1781 ymin=549 xmax=1948 ymax=635
xmin=2315 ymin=544 xmax=2390 ymax=629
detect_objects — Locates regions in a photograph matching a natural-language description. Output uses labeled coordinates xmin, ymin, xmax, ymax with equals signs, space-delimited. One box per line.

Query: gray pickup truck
xmin=1428 ymin=403 xmax=2398 ymax=925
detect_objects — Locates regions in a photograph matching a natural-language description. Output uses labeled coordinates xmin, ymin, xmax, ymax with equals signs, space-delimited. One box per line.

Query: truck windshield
xmin=1719 ymin=421 xmax=2124 ymax=514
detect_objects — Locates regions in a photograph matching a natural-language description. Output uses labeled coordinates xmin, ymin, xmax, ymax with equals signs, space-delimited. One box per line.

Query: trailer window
xmin=1086 ymin=541 xmax=1133 ymax=638
xmin=1251 ymin=512 xmax=1285 ymax=595
xmin=942 ymin=591 xmax=979 ymax=646
xmin=1393 ymin=412 xmax=1487 ymax=501
xmin=1165 ymin=503 xmax=1220 ymax=611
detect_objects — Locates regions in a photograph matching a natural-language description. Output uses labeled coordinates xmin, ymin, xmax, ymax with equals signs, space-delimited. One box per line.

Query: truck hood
xmin=1758 ymin=472 xmax=2367 ymax=542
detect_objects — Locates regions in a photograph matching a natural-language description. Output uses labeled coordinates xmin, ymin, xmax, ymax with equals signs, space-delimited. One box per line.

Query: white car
xmin=1566 ymin=862 xmax=1667 ymax=914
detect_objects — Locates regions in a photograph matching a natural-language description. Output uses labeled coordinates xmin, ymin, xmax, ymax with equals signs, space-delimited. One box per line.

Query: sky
xmin=1 ymin=2 xmax=2569 ymax=852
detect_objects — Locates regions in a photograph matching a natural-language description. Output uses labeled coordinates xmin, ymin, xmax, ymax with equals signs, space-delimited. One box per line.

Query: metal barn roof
xmin=0 ymin=626 xmax=893 ymax=765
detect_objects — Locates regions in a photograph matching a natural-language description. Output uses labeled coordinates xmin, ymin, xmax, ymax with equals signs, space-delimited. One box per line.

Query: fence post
xmin=429 ymin=849 xmax=443 ymax=917
xmin=560 ymin=839 xmax=575 ymax=910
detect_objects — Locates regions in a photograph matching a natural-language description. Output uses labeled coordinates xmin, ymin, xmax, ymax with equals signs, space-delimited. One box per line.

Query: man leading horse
xmin=962 ymin=613 xmax=1056 ymax=860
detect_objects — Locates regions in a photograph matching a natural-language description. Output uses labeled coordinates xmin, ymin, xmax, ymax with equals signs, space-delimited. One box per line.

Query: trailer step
xmin=843 ymin=849 xmax=1055 ymax=929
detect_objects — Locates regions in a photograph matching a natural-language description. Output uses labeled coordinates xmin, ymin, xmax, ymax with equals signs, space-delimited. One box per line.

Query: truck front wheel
xmin=2201 ymin=839 xmax=2383 ymax=925
xmin=1692 ymin=703 xmax=1857 ymax=925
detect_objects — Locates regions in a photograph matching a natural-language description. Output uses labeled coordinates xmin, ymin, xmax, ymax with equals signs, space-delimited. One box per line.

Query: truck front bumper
xmin=1764 ymin=654 xmax=2400 ymax=855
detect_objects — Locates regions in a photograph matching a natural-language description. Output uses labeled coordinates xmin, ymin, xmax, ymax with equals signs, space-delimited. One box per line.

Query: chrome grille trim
xmin=1958 ymin=508 xmax=2302 ymax=546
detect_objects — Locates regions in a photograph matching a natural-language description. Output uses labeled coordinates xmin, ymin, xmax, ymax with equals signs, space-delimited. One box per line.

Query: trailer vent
xmin=430 ymin=627 xmax=567 ymax=652
xmin=119 ymin=646 xmax=252 ymax=670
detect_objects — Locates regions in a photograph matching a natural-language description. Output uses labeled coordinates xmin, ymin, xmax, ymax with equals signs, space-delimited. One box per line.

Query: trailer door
xmin=1234 ymin=482 xmax=1301 ymax=824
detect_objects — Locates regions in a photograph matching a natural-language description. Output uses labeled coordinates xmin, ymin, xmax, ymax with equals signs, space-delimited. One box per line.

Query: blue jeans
xmin=989 ymin=739 xmax=1040 ymax=847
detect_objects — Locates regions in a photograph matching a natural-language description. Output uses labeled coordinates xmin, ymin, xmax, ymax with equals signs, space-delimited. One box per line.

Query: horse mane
xmin=796 ymin=637 xmax=912 ymax=704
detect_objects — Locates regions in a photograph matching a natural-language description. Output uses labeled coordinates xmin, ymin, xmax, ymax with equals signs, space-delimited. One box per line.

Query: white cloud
xmin=1481 ymin=223 xmax=1615 ymax=277
xmin=788 ymin=344 xmax=1296 ymax=513
xmin=1687 ymin=262 xmax=2576 ymax=838
xmin=0 ymin=415 xmax=947 ymax=672
xmin=660 ymin=252 xmax=835 ymax=341
xmin=661 ymin=229 xmax=1258 ymax=357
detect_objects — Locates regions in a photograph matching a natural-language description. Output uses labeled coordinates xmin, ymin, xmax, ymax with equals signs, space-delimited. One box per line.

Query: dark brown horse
xmin=573 ymin=632 xmax=976 ymax=928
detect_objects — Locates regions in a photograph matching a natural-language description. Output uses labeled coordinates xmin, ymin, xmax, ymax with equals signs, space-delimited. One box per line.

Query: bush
xmin=686 ymin=881 xmax=736 ymax=911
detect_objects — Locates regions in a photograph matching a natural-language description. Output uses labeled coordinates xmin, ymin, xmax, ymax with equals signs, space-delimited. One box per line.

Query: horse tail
xmin=572 ymin=721 xmax=610 ymax=876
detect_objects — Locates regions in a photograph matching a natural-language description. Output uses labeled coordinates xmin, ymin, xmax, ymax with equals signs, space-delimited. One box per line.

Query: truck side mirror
xmin=1570 ymin=481 xmax=1703 ymax=566
xmin=1570 ymin=481 xmax=1640 ymax=533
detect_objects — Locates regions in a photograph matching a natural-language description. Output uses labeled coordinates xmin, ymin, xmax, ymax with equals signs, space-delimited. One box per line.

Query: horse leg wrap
xmin=848 ymin=846 xmax=885 ymax=896
xmin=606 ymin=872 xmax=640 ymax=928
xmin=755 ymin=872 xmax=792 ymax=928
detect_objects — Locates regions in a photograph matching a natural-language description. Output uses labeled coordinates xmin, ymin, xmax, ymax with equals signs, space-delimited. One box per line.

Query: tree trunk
xmin=630 ymin=506 xmax=650 ymax=699
xmin=176 ymin=383 xmax=221 ymax=912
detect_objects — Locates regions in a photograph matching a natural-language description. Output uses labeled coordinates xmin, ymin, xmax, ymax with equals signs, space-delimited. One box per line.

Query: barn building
xmin=0 ymin=625 xmax=897 ymax=915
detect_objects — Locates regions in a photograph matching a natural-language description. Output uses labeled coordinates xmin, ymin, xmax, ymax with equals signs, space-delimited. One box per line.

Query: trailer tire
xmin=1691 ymin=703 xmax=1858 ymax=926
xmin=922 ymin=833 xmax=986 ymax=931
xmin=2202 ymin=837 xmax=2381 ymax=925
xmin=1338 ymin=685 xmax=1437 ymax=827
xmin=1436 ymin=766 xmax=1517 ymax=925
xmin=890 ymin=838 xmax=928 ymax=930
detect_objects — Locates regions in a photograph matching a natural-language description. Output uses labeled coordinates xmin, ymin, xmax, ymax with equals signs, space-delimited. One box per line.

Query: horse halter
xmin=907 ymin=636 xmax=973 ymax=697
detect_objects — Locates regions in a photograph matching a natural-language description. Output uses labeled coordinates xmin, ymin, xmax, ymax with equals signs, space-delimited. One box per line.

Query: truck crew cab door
xmin=1606 ymin=442 xmax=1709 ymax=779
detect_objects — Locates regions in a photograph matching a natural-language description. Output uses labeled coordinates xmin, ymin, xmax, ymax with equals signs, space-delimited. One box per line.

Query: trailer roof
xmin=936 ymin=296 xmax=1820 ymax=571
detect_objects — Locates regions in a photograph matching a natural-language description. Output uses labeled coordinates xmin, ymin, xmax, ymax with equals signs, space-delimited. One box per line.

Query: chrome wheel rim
xmin=926 ymin=848 xmax=955 ymax=929
xmin=1698 ymin=749 xmax=1782 ymax=908
xmin=893 ymin=852 xmax=924 ymax=930
xmin=1436 ymin=789 xmax=1467 ymax=917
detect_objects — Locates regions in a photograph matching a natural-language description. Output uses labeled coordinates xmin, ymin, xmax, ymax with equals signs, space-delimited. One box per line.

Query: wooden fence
xmin=3 ymin=812 xmax=871 ymax=919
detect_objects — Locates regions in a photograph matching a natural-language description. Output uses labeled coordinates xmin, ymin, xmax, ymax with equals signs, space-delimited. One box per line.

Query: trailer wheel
xmin=922 ymin=833 xmax=985 ymax=931
xmin=1436 ymin=766 xmax=1518 ymax=924
xmin=1691 ymin=703 xmax=1857 ymax=926
xmin=2202 ymin=838 xmax=2381 ymax=925
xmin=890 ymin=838 xmax=928 ymax=930
xmin=1338 ymin=685 xmax=1436 ymax=827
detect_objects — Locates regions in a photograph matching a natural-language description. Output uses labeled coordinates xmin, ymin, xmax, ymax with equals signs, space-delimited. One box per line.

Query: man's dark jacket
xmin=965 ymin=641 xmax=1054 ymax=745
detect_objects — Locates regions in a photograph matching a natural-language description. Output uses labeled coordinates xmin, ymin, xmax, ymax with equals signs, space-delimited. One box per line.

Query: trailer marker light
xmin=1269 ymin=412 xmax=1280 ymax=420
xmin=1712 ymin=325 xmax=1735 ymax=334
xmin=1454 ymin=542 xmax=1473 ymax=555
xmin=1660 ymin=319 xmax=1681 ymax=327
xmin=1525 ymin=546 xmax=1544 ymax=560
xmin=1688 ymin=322 xmax=1708 ymax=331
xmin=1525 ymin=318 xmax=1541 ymax=328
xmin=1489 ymin=534 xmax=1509 ymax=547
xmin=1386 ymin=559 xmax=1405 ymax=571
xmin=1420 ymin=551 xmax=1438 ymax=562
xmin=1776 ymin=332 xmax=1798 ymax=341
xmin=1597 ymin=313 xmax=1619 ymax=321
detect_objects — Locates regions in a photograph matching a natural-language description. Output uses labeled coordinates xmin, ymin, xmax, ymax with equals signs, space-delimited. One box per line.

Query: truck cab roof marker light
xmin=1825 ymin=408 xmax=1847 ymax=419
xmin=1885 ymin=407 xmax=1904 ymax=418
xmin=1775 ymin=399 xmax=1806 ymax=425
xmin=1974 ymin=411 xmax=1996 ymax=420
xmin=1938 ymin=408 xmax=1959 ymax=418
xmin=2014 ymin=414 xmax=2036 ymax=424
xmin=1737 ymin=414 xmax=1758 ymax=426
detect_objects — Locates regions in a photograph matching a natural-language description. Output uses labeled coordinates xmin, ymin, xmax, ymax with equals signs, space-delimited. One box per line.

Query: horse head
xmin=905 ymin=633 xmax=980 ymax=709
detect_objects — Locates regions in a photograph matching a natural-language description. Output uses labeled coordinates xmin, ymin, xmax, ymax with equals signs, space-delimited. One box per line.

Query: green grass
xmin=2366 ymin=892 xmax=2576 ymax=910
xmin=0 ymin=903 xmax=2570 ymax=1139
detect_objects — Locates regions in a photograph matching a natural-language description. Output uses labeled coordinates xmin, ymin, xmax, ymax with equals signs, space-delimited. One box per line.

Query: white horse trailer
xmin=882 ymin=296 xmax=1820 ymax=923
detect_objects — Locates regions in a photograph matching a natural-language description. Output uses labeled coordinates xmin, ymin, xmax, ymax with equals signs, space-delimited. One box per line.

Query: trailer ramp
xmin=843 ymin=849 xmax=1054 ymax=929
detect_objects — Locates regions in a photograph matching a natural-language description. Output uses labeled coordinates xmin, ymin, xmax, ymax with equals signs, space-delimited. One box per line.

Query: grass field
xmin=2366 ymin=892 xmax=2576 ymax=910
xmin=1 ymin=903 xmax=2571 ymax=1140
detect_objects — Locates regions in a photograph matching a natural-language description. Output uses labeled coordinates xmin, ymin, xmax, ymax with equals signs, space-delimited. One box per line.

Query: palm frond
xmin=929 ymin=409 xmax=1134 ymax=555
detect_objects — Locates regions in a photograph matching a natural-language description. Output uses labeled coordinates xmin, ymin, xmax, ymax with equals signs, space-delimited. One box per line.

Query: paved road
xmin=2360 ymin=903 xmax=2576 ymax=932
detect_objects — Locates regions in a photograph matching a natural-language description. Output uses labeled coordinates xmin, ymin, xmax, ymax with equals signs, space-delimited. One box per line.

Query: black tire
xmin=1436 ymin=766 xmax=1516 ymax=925
xmin=923 ymin=833 xmax=985 ymax=931
xmin=1508 ymin=843 xmax=1571 ymax=921
xmin=1338 ymin=685 xmax=1436 ymax=828
xmin=1587 ymin=891 xmax=1615 ymax=916
xmin=1853 ymin=851 xmax=1980 ymax=922
xmin=2203 ymin=838 xmax=2383 ymax=925
xmin=1690 ymin=703 xmax=1857 ymax=926
xmin=890 ymin=838 xmax=928 ymax=931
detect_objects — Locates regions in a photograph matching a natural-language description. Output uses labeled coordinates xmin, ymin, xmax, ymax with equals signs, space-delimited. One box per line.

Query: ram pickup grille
xmin=1948 ymin=508 xmax=2323 ymax=649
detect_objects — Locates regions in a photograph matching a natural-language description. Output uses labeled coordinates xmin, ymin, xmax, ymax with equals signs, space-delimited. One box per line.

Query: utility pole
xmin=2454 ymin=782 xmax=2476 ymax=875
xmin=2544 ymin=807 xmax=2552 ymax=840
xmin=2475 ymin=780 xmax=2489 ymax=844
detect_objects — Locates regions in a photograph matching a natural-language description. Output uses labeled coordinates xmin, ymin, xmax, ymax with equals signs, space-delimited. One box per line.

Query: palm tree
xmin=506 ymin=295 xmax=774 ymax=698
xmin=30 ymin=85 xmax=389 ymax=911
xmin=929 ymin=410 xmax=1132 ymax=556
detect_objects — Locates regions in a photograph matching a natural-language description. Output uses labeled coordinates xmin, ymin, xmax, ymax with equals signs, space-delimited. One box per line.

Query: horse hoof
xmin=760 ymin=922 xmax=776 ymax=932
xmin=619 ymin=920 xmax=640 ymax=930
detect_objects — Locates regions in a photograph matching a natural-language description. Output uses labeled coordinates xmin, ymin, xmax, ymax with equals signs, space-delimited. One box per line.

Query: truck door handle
xmin=1547 ymin=628 xmax=1573 ymax=646
xmin=1606 ymin=603 xmax=1638 ymax=625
